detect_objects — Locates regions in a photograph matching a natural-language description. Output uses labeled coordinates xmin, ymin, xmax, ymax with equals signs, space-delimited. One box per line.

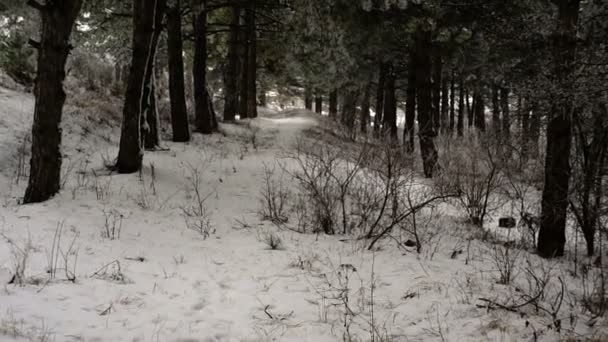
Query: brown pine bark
xmin=500 ymin=87 xmax=510 ymax=142
xmin=116 ymin=0 xmax=161 ymax=173
xmin=415 ymin=29 xmax=438 ymax=178
xmin=538 ymin=0 xmax=581 ymax=258
xmin=361 ymin=82 xmax=372 ymax=133
xmin=223 ymin=4 xmax=240 ymax=121
xmin=457 ymin=78 xmax=465 ymax=137
xmin=449 ymin=69 xmax=455 ymax=134
xmin=315 ymin=94 xmax=323 ymax=114
xmin=143 ymin=1 xmax=166 ymax=150
xmin=374 ymin=62 xmax=387 ymax=136
xmin=193 ymin=0 xmax=213 ymax=133
xmin=404 ymin=53 xmax=416 ymax=153
xmin=382 ymin=64 xmax=397 ymax=140
xmin=167 ymin=0 xmax=190 ymax=142
xmin=329 ymin=89 xmax=338 ymax=118
xmin=23 ymin=0 xmax=83 ymax=203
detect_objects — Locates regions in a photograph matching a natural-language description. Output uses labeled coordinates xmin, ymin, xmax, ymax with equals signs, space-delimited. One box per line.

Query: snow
xmin=0 ymin=86 xmax=606 ymax=341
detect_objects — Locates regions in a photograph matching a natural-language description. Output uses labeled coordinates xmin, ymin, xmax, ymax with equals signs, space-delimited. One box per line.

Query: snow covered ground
xmin=0 ymin=86 xmax=607 ymax=341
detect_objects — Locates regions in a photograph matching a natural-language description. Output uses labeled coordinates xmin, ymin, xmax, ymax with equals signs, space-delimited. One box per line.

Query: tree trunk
xmin=449 ymin=69 xmax=455 ymax=134
xmin=116 ymin=0 xmax=161 ymax=174
xmin=315 ymin=94 xmax=322 ymax=114
xmin=404 ymin=53 xmax=416 ymax=153
xmin=432 ymin=54 xmax=442 ymax=132
xmin=491 ymin=84 xmax=500 ymax=135
xmin=23 ymin=0 xmax=83 ymax=203
xmin=501 ymin=86 xmax=510 ymax=143
xmin=304 ymin=87 xmax=313 ymax=110
xmin=223 ymin=4 xmax=240 ymax=121
xmin=441 ymin=74 xmax=449 ymax=135
xmin=361 ymin=82 xmax=371 ymax=133
xmin=329 ymin=89 xmax=338 ymax=118
xmin=457 ymin=77 xmax=464 ymax=137
xmin=415 ymin=29 xmax=438 ymax=178
xmin=474 ymin=92 xmax=486 ymax=131
xmin=382 ymin=64 xmax=397 ymax=140
xmin=528 ymin=102 xmax=541 ymax=156
xmin=537 ymin=0 xmax=580 ymax=258
xmin=193 ymin=0 xmax=213 ymax=132
xmin=166 ymin=0 xmax=190 ymax=142
xmin=143 ymin=4 xmax=165 ymax=150
xmin=342 ymin=90 xmax=357 ymax=130
xmin=374 ymin=62 xmax=387 ymax=136
xmin=245 ymin=0 xmax=257 ymax=118
xmin=466 ymin=88 xmax=473 ymax=127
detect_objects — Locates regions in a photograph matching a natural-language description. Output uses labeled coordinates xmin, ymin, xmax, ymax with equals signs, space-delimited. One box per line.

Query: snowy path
xmin=0 ymin=100 xmax=583 ymax=341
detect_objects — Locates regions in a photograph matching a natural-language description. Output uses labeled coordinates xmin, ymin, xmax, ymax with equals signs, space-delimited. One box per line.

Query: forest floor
xmin=0 ymin=85 xmax=607 ymax=342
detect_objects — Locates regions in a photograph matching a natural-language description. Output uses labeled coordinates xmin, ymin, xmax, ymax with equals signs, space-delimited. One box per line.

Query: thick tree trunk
xmin=404 ymin=53 xmax=416 ymax=153
xmin=329 ymin=89 xmax=338 ymax=118
xmin=432 ymin=54 xmax=442 ymax=132
xmin=223 ymin=5 xmax=240 ymax=121
xmin=315 ymin=94 xmax=322 ymax=114
xmin=374 ymin=62 xmax=387 ymax=136
xmin=382 ymin=64 xmax=397 ymax=140
xmin=245 ymin=0 xmax=257 ymax=118
xmin=537 ymin=0 xmax=580 ymax=258
xmin=144 ymin=76 xmax=161 ymax=149
xmin=501 ymin=87 xmax=510 ymax=142
xmin=193 ymin=0 xmax=213 ymax=133
xmin=166 ymin=0 xmax=190 ymax=142
xmin=474 ymin=92 xmax=486 ymax=131
xmin=342 ymin=90 xmax=357 ymax=130
xmin=466 ymin=88 xmax=473 ymax=127
xmin=415 ymin=29 xmax=438 ymax=178
xmin=449 ymin=69 xmax=455 ymax=134
xmin=24 ymin=0 xmax=83 ymax=203
xmin=491 ymin=85 xmax=500 ymax=135
xmin=361 ymin=82 xmax=371 ymax=134
xmin=457 ymin=78 xmax=465 ymax=137
xmin=143 ymin=4 xmax=165 ymax=150
xmin=116 ymin=0 xmax=161 ymax=173
xmin=441 ymin=74 xmax=449 ymax=135
xmin=528 ymin=103 xmax=541 ymax=156
xmin=304 ymin=87 xmax=313 ymax=110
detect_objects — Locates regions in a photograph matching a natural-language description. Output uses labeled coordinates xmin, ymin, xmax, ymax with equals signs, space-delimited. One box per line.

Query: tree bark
xmin=500 ymin=86 xmax=510 ymax=142
xmin=441 ymin=73 xmax=449 ymax=135
xmin=382 ymin=64 xmax=397 ymax=140
xmin=474 ymin=92 xmax=486 ymax=131
xmin=329 ymin=88 xmax=338 ymax=118
xmin=537 ymin=0 xmax=580 ymax=258
xmin=24 ymin=0 xmax=83 ymax=203
xmin=449 ymin=69 xmax=455 ymax=134
xmin=166 ymin=0 xmax=190 ymax=142
xmin=432 ymin=54 xmax=442 ymax=132
xmin=361 ymin=82 xmax=371 ymax=133
xmin=457 ymin=77 xmax=465 ymax=137
xmin=491 ymin=84 xmax=500 ymax=135
xmin=466 ymin=88 xmax=473 ymax=127
xmin=374 ymin=62 xmax=387 ymax=136
xmin=193 ymin=0 xmax=213 ymax=133
xmin=315 ymin=94 xmax=322 ymax=114
xmin=223 ymin=4 xmax=240 ymax=121
xmin=244 ymin=0 xmax=257 ymax=118
xmin=415 ymin=29 xmax=438 ymax=178
xmin=143 ymin=2 xmax=165 ymax=150
xmin=304 ymin=87 xmax=313 ymax=110
xmin=116 ymin=0 xmax=161 ymax=173
xmin=404 ymin=53 xmax=416 ymax=153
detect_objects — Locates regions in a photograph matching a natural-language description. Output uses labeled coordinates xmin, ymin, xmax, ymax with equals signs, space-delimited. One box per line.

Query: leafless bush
xmin=1 ymin=233 xmax=33 ymax=286
xmin=258 ymin=162 xmax=289 ymax=225
xmin=91 ymin=260 xmax=129 ymax=284
xmin=181 ymin=164 xmax=215 ymax=239
xmin=46 ymin=221 xmax=79 ymax=283
xmin=437 ymin=135 xmax=505 ymax=228
xmin=257 ymin=229 xmax=283 ymax=250
xmin=488 ymin=242 xmax=521 ymax=285
xmin=102 ymin=208 xmax=123 ymax=240
xmin=12 ymin=132 xmax=30 ymax=185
